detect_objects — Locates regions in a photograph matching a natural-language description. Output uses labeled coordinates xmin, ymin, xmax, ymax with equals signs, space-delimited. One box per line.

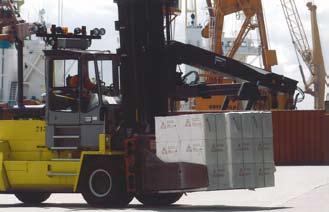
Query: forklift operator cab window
xmin=92 ymin=60 xmax=121 ymax=105
xmin=80 ymin=62 xmax=99 ymax=112
xmin=49 ymin=60 xmax=100 ymax=113
xmin=50 ymin=60 xmax=79 ymax=112
xmin=89 ymin=60 xmax=113 ymax=88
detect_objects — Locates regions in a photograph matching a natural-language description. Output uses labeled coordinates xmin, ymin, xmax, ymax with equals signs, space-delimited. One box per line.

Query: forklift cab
xmin=44 ymin=49 xmax=121 ymax=150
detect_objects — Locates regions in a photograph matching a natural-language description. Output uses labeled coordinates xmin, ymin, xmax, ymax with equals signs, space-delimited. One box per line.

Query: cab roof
xmin=43 ymin=49 xmax=118 ymax=61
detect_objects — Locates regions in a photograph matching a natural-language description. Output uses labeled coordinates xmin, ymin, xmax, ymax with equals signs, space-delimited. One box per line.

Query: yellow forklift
xmin=0 ymin=0 xmax=299 ymax=208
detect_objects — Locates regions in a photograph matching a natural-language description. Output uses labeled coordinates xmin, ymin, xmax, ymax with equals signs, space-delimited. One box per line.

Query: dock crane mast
xmin=280 ymin=0 xmax=328 ymax=109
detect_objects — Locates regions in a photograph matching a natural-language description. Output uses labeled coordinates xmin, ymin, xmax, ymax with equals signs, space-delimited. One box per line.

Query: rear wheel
xmin=136 ymin=193 xmax=183 ymax=206
xmin=15 ymin=192 xmax=51 ymax=205
xmin=81 ymin=160 xmax=133 ymax=208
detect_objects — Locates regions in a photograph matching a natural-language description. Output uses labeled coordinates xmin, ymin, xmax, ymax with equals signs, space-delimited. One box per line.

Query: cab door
xmin=78 ymin=59 xmax=105 ymax=149
xmin=46 ymin=59 xmax=81 ymax=150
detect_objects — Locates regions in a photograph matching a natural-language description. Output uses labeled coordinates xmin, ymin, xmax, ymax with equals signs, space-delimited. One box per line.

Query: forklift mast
xmin=115 ymin=0 xmax=170 ymax=134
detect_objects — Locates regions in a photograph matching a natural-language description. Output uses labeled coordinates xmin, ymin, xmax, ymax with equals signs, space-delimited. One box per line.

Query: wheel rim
xmin=89 ymin=169 xmax=112 ymax=198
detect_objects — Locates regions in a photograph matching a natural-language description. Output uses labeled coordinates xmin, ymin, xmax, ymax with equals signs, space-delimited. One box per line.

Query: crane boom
xmin=280 ymin=0 xmax=327 ymax=109
xmin=280 ymin=0 xmax=312 ymax=67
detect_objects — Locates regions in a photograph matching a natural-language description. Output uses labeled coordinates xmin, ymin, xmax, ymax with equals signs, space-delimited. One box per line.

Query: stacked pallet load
xmin=155 ymin=112 xmax=275 ymax=191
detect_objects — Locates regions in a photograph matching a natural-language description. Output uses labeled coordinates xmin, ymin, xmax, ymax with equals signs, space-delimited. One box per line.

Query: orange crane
xmin=195 ymin=0 xmax=285 ymax=111
xmin=202 ymin=0 xmax=277 ymax=70
xmin=280 ymin=0 xmax=328 ymax=109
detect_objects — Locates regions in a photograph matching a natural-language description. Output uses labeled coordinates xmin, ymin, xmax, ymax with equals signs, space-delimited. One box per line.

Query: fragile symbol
xmin=186 ymin=145 xmax=192 ymax=152
xmin=185 ymin=119 xmax=191 ymax=127
xmin=161 ymin=122 xmax=166 ymax=129
xmin=211 ymin=143 xmax=220 ymax=152
xmin=239 ymin=168 xmax=245 ymax=176
xmin=161 ymin=148 xmax=167 ymax=155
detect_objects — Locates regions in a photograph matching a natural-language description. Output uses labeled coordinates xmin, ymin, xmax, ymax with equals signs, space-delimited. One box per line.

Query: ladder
xmin=51 ymin=125 xmax=80 ymax=150
xmin=9 ymin=81 xmax=18 ymax=105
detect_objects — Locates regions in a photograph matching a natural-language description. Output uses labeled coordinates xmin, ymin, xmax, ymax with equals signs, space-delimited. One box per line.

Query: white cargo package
xmin=262 ymin=112 xmax=274 ymax=163
xmin=155 ymin=116 xmax=179 ymax=142
xmin=217 ymin=138 xmax=229 ymax=164
xmin=176 ymin=115 xmax=193 ymax=141
xmin=155 ymin=111 xmax=276 ymax=191
xmin=156 ymin=141 xmax=181 ymax=163
xmin=230 ymin=163 xmax=245 ymax=189
xmin=225 ymin=113 xmax=243 ymax=139
xmin=253 ymin=138 xmax=265 ymax=163
xmin=241 ymin=112 xmax=263 ymax=163
xmin=218 ymin=163 xmax=232 ymax=189
xmin=226 ymin=138 xmax=244 ymax=163
xmin=264 ymin=162 xmax=276 ymax=187
xmin=241 ymin=137 xmax=254 ymax=163
xmin=207 ymin=163 xmax=220 ymax=190
xmin=177 ymin=114 xmax=217 ymax=141
xmin=180 ymin=140 xmax=206 ymax=165
xmin=254 ymin=163 xmax=265 ymax=188
xmin=241 ymin=112 xmax=262 ymax=138
xmin=262 ymin=112 xmax=273 ymax=137
xmin=216 ymin=113 xmax=227 ymax=140
xmin=225 ymin=113 xmax=244 ymax=164
xmin=205 ymin=140 xmax=220 ymax=164
xmin=155 ymin=117 xmax=167 ymax=142
xmin=243 ymin=163 xmax=256 ymax=188
xmin=263 ymin=137 xmax=274 ymax=163
xmin=180 ymin=139 xmax=221 ymax=165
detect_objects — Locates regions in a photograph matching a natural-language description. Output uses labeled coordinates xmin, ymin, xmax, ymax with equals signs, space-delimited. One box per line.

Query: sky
xmin=20 ymin=0 xmax=329 ymax=109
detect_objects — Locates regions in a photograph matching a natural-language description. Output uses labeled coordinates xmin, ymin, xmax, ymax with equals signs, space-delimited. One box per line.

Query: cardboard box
xmin=177 ymin=114 xmax=217 ymax=141
xmin=216 ymin=114 xmax=227 ymax=140
xmin=155 ymin=111 xmax=276 ymax=191
xmin=262 ymin=112 xmax=273 ymax=137
xmin=180 ymin=140 xmax=206 ymax=165
xmin=156 ymin=141 xmax=181 ymax=163
xmin=206 ymin=163 xmax=220 ymax=190
xmin=230 ymin=163 xmax=245 ymax=189
xmin=264 ymin=162 xmax=276 ymax=187
xmin=155 ymin=116 xmax=180 ymax=142
xmin=254 ymin=163 xmax=265 ymax=188
xmin=176 ymin=115 xmax=193 ymax=141
xmin=225 ymin=113 xmax=243 ymax=139
xmin=243 ymin=163 xmax=256 ymax=189
xmin=241 ymin=112 xmax=262 ymax=138
xmin=263 ymin=137 xmax=274 ymax=163
xmin=241 ymin=137 xmax=254 ymax=163
xmin=205 ymin=139 xmax=220 ymax=164
xmin=218 ymin=163 xmax=232 ymax=189
xmin=253 ymin=138 xmax=265 ymax=163
xmin=217 ymin=138 xmax=229 ymax=164
xmin=226 ymin=137 xmax=244 ymax=164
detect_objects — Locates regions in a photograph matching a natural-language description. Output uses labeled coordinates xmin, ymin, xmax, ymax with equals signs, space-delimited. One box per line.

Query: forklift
xmin=0 ymin=0 xmax=299 ymax=208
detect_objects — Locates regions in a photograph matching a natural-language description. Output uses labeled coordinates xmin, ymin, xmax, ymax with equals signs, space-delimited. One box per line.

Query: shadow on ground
xmin=0 ymin=203 xmax=291 ymax=212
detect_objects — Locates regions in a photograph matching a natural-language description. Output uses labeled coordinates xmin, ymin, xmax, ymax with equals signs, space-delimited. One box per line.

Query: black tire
xmin=136 ymin=193 xmax=183 ymax=206
xmin=81 ymin=160 xmax=133 ymax=208
xmin=15 ymin=192 xmax=51 ymax=205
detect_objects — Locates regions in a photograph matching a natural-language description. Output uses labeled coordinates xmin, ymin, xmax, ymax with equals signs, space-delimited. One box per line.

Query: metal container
xmin=272 ymin=110 xmax=327 ymax=165
xmin=323 ymin=115 xmax=329 ymax=164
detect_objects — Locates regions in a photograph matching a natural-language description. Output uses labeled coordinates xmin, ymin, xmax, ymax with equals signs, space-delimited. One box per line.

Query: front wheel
xmin=81 ymin=161 xmax=133 ymax=208
xmin=15 ymin=192 xmax=51 ymax=205
xmin=136 ymin=193 xmax=183 ymax=206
